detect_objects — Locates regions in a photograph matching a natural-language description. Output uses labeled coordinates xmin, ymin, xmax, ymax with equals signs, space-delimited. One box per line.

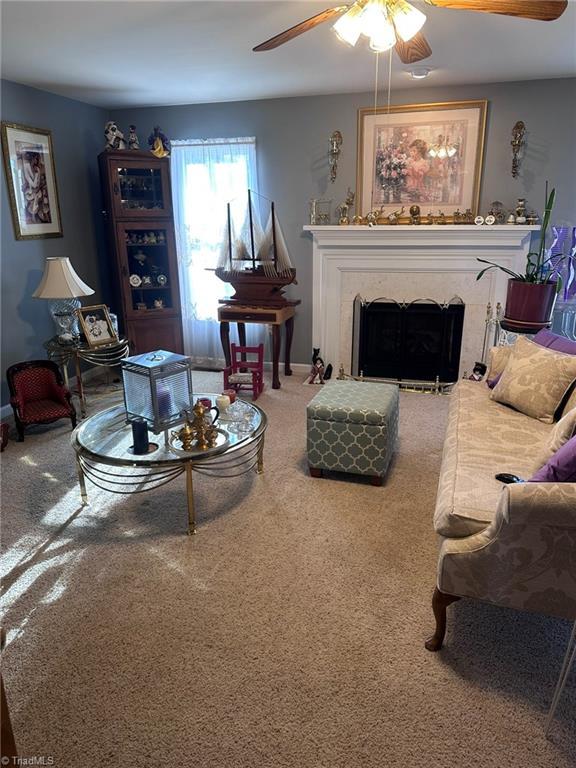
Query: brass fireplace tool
xmin=172 ymin=400 xmax=219 ymax=451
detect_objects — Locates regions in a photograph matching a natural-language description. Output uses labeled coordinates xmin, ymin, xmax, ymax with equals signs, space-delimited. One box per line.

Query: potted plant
xmin=476 ymin=188 xmax=575 ymax=332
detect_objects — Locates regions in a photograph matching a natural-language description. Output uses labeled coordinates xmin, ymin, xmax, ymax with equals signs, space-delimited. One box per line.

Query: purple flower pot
xmin=503 ymin=279 xmax=558 ymax=332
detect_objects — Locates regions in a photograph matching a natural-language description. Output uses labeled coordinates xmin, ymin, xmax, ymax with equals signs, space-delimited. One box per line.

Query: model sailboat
xmin=215 ymin=190 xmax=297 ymax=306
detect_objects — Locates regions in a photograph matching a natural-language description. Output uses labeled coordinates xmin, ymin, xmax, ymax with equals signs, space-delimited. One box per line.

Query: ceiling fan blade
xmin=253 ymin=6 xmax=349 ymax=51
xmin=395 ymin=32 xmax=432 ymax=64
xmin=425 ymin=0 xmax=568 ymax=21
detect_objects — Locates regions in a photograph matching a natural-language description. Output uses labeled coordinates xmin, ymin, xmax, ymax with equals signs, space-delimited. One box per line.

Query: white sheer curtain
xmin=171 ymin=137 xmax=264 ymax=366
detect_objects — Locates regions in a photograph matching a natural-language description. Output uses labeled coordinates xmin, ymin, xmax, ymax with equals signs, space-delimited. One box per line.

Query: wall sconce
xmin=328 ymin=130 xmax=343 ymax=183
xmin=511 ymin=121 xmax=526 ymax=178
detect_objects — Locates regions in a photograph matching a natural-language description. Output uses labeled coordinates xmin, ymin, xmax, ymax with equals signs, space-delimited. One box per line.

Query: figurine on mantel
xmin=387 ymin=206 xmax=405 ymax=224
xmin=128 ymin=125 xmax=140 ymax=150
xmin=337 ymin=188 xmax=355 ymax=225
xmin=104 ymin=121 xmax=126 ymax=151
xmin=148 ymin=126 xmax=170 ymax=158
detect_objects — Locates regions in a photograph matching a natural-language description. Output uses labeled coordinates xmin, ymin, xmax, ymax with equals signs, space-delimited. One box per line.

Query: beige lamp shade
xmin=32 ymin=257 xmax=94 ymax=299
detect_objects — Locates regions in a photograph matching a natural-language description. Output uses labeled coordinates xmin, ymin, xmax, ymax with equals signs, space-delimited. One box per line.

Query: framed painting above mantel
xmin=357 ymin=100 xmax=487 ymax=218
xmin=1 ymin=122 xmax=63 ymax=239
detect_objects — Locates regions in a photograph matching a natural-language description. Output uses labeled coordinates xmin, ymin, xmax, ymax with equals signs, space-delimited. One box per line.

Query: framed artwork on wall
xmin=356 ymin=100 xmax=487 ymax=217
xmin=1 ymin=121 xmax=63 ymax=239
xmin=77 ymin=305 xmax=118 ymax=348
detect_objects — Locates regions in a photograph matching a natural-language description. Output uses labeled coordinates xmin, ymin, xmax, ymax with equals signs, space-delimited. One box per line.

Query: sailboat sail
xmin=215 ymin=189 xmax=297 ymax=306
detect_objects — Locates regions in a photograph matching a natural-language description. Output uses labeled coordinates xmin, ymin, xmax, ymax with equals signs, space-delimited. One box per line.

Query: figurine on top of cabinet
xmin=128 ymin=125 xmax=140 ymax=150
xmin=148 ymin=126 xmax=170 ymax=158
xmin=104 ymin=121 xmax=126 ymax=151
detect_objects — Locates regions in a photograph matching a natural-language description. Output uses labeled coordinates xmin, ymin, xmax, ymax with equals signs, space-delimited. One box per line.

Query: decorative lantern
xmin=121 ymin=350 xmax=194 ymax=434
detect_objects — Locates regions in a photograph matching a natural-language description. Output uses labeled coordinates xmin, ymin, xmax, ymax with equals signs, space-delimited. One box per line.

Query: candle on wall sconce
xmin=328 ymin=130 xmax=343 ymax=183
xmin=511 ymin=121 xmax=526 ymax=178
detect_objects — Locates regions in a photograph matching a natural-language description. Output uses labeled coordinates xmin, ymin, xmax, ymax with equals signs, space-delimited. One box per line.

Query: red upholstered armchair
xmin=7 ymin=360 xmax=77 ymax=442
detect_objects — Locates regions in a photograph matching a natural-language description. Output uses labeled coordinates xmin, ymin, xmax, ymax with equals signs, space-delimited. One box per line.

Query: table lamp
xmin=32 ymin=257 xmax=94 ymax=341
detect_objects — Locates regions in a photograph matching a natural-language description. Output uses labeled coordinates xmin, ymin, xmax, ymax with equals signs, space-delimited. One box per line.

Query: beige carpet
xmin=1 ymin=371 xmax=574 ymax=768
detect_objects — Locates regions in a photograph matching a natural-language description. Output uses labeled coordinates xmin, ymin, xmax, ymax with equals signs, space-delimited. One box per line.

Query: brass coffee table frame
xmin=71 ymin=399 xmax=267 ymax=535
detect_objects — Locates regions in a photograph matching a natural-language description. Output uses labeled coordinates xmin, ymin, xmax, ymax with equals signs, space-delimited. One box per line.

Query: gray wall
xmin=1 ymin=80 xmax=107 ymax=404
xmin=2 ymin=77 xmax=574 ymax=401
xmin=111 ymin=77 xmax=576 ymax=366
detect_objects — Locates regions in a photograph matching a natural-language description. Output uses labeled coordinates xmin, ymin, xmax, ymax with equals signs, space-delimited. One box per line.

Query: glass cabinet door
xmin=117 ymin=222 xmax=180 ymax=316
xmin=110 ymin=160 xmax=172 ymax=218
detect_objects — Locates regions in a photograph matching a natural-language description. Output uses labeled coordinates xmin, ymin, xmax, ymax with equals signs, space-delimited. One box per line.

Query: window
xmin=171 ymin=137 xmax=261 ymax=366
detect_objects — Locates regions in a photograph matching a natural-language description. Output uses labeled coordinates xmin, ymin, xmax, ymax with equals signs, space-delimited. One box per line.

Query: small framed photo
xmin=1 ymin=122 xmax=63 ymax=239
xmin=357 ymin=100 xmax=487 ymax=216
xmin=77 ymin=305 xmax=118 ymax=348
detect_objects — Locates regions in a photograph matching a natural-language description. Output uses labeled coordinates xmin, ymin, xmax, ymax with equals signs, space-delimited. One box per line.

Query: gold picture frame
xmin=356 ymin=100 xmax=487 ymax=217
xmin=1 ymin=122 xmax=63 ymax=240
xmin=76 ymin=305 xmax=118 ymax=348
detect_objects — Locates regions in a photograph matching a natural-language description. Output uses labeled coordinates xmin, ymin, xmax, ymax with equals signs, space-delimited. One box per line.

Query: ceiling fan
xmin=253 ymin=0 xmax=568 ymax=64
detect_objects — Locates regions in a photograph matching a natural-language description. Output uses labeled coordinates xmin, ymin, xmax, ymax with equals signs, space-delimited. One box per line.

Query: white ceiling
xmin=2 ymin=0 xmax=576 ymax=109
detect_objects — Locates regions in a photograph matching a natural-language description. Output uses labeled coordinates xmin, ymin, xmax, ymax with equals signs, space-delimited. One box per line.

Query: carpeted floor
xmin=1 ymin=371 xmax=574 ymax=767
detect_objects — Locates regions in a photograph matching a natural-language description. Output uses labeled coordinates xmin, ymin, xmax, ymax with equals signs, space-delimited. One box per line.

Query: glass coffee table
xmin=71 ymin=395 xmax=267 ymax=535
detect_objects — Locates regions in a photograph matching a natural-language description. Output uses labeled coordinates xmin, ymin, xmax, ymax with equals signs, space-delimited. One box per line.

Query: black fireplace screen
xmin=352 ymin=297 xmax=465 ymax=383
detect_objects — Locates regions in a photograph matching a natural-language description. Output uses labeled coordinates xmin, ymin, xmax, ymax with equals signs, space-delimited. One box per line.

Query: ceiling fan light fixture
xmin=332 ymin=2 xmax=365 ymax=46
xmin=368 ymin=16 xmax=397 ymax=51
xmin=360 ymin=0 xmax=387 ymax=37
xmin=390 ymin=0 xmax=426 ymax=42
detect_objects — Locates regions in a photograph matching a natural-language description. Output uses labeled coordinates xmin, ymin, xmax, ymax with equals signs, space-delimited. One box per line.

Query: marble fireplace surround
xmin=303 ymin=225 xmax=538 ymax=378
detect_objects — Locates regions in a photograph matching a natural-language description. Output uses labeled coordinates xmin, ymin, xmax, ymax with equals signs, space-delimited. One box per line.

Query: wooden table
xmin=218 ymin=302 xmax=300 ymax=389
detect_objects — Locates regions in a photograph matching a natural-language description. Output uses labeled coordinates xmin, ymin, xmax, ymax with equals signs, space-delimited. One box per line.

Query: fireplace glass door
xmin=353 ymin=298 xmax=465 ymax=383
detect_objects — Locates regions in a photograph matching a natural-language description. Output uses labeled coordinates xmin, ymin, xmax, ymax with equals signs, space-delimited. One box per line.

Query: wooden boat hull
xmin=215 ymin=267 xmax=297 ymax=306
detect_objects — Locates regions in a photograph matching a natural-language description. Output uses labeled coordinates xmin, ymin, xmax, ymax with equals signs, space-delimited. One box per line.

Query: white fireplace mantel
xmin=303 ymin=224 xmax=538 ymax=376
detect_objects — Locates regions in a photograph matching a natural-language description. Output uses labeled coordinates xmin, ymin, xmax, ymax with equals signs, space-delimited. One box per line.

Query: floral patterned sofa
xmin=426 ymin=375 xmax=576 ymax=651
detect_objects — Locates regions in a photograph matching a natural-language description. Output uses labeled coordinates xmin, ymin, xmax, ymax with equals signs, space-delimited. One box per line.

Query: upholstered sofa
xmin=426 ymin=361 xmax=576 ymax=651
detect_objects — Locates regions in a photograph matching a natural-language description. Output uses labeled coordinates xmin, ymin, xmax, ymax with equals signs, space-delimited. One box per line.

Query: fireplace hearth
xmin=352 ymin=296 xmax=465 ymax=383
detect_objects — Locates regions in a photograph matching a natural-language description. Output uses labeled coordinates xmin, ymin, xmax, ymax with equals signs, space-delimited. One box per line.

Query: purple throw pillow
xmin=529 ymin=435 xmax=576 ymax=482
xmin=487 ymin=331 xmax=576 ymax=389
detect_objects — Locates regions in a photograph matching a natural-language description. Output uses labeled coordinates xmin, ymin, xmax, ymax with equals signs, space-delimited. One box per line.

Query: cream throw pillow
xmin=532 ymin=407 xmax=576 ymax=472
xmin=562 ymin=386 xmax=576 ymax=416
xmin=490 ymin=336 xmax=576 ymax=423
xmin=486 ymin=345 xmax=512 ymax=385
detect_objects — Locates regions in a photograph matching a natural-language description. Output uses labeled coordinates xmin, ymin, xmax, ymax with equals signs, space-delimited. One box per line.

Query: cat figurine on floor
xmin=310 ymin=348 xmax=325 ymax=385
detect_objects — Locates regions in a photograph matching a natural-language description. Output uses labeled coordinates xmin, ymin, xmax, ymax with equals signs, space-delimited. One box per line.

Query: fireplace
xmin=352 ymin=296 xmax=465 ymax=383
xmin=304 ymin=224 xmax=536 ymax=377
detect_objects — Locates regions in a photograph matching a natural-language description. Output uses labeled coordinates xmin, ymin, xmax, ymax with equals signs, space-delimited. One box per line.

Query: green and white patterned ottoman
xmin=306 ymin=380 xmax=399 ymax=486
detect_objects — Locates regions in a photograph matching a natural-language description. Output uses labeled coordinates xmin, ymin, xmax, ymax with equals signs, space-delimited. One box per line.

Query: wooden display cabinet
xmin=99 ymin=150 xmax=183 ymax=354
